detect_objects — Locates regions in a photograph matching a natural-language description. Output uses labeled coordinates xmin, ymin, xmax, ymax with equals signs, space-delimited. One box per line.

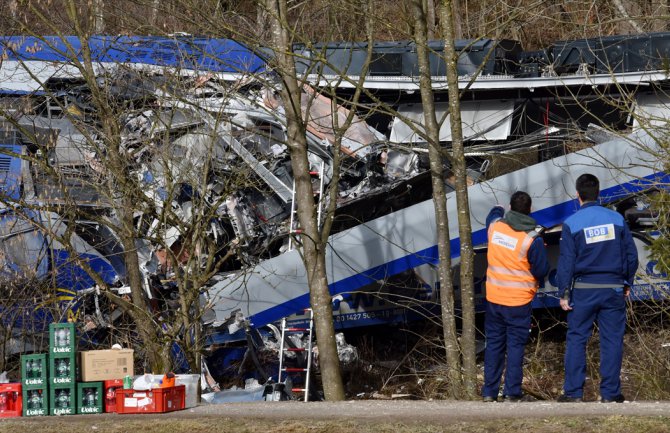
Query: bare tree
xmin=652 ymin=0 xmax=669 ymax=32
xmin=410 ymin=0 xmax=463 ymax=398
xmin=92 ymin=0 xmax=105 ymax=34
xmin=150 ymin=0 xmax=161 ymax=27
xmin=440 ymin=0 xmax=477 ymax=398
xmin=425 ymin=0 xmax=437 ymax=39
xmin=8 ymin=0 xmax=18 ymax=20
xmin=0 ymin=1 xmax=261 ymax=376
xmin=451 ymin=0 xmax=463 ymax=39
xmin=612 ymin=0 xmax=643 ymax=34
xmin=264 ymin=0 xmax=346 ymax=401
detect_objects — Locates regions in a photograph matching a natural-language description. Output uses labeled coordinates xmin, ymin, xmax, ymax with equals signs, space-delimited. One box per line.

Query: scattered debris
xmin=201 ymin=378 xmax=292 ymax=403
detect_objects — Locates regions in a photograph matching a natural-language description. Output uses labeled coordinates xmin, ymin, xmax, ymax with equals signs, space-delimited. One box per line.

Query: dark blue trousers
xmin=483 ymin=301 xmax=532 ymax=399
xmin=563 ymin=288 xmax=626 ymax=400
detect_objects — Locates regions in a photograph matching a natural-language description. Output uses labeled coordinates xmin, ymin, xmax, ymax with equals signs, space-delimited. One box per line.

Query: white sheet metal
xmin=0 ymin=60 xmax=254 ymax=93
xmin=390 ymin=100 xmax=514 ymax=143
xmin=634 ymin=93 xmax=670 ymax=129
xmin=305 ymin=70 xmax=662 ymax=91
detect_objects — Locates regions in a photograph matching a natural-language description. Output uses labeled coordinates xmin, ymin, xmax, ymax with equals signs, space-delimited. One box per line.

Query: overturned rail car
xmin=207 ymin=33 xmax=670 ymax=338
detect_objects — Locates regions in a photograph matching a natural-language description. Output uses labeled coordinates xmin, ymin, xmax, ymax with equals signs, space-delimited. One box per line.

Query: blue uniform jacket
xmin=486 ymin=206 xmax=549 ymax=281
xmin=556 ymin=201 xmax=638 ymax=298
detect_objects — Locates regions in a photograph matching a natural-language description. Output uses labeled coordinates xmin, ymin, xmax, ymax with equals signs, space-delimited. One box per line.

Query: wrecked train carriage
xmin=205 ymin=34 xmax=670 ymax=337
xmin=0 ymin=62 xmax=413 ymax=361
xmin=0 ymin=35 xmax=267 ymax=93
xmin=0 ymin=106 xmax=131 ymax=353
xmin=0 ymin=35 xmax=271 ymax=355
xmin=204 ymin=122 xmax=668 ymax=340
xmin=0 ymin=34 xmax=668 ymax=362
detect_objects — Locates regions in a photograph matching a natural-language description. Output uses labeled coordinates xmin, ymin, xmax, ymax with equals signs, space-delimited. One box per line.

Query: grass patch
xmin=2 ymin=416 xmax=670 ymax=433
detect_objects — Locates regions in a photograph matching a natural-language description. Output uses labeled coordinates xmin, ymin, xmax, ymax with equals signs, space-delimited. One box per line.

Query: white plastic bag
xmin=132 ymin=374 xmax=162 ymax=390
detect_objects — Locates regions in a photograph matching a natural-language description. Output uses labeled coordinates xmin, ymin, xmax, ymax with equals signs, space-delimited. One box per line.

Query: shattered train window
xmin=0 ymin=216 xmax=48 ymax=281
xmin=70 ymin=221 xmax=126 ymax=278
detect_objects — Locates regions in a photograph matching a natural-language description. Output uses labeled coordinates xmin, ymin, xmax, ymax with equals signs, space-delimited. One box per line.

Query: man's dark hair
xmin=510 ymin=191 xmax=532 ymax=215
xmin=576 ymin=173 xmax=599 ymax=202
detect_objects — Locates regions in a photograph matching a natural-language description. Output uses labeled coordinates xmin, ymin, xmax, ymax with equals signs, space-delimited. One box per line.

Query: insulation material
xmin=390 ymin=100 xmax=514 ymax=143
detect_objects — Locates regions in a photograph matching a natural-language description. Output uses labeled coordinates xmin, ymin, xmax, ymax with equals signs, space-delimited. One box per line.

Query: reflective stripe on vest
xmin=486 ymin=220 xmax=538 ymax=307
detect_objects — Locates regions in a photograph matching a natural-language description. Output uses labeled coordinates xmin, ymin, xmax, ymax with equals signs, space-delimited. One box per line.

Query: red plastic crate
xmin=115 ymin=385 xmax=185 ymax=414
xmin=0 ymin=383 xmax=22 ymax=418
xmin=104 ymin=379 xmax=124 ymax=413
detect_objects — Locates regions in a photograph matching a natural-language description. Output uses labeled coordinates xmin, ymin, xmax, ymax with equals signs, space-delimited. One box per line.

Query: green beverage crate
xmin=77 ymin=382 xmax=103 ymax=414
xmin=50 ymin=384 xmax=76 ymax=416
xmin=49 ymin=323 xmax=76 ymax=356
xmin=22 ymin=387 xmax=48 ymax=417
xmin=21 ymin=354 xmax=47 ymax=389
xmin=49 ymin=354 xmax=76 ymax=386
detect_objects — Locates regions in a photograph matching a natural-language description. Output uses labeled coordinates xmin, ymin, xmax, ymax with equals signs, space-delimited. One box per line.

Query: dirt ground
xmin=5 ymin=400 xmax=670 ymax=433
xmin=191 ymin=399 xmax=670 ymax=421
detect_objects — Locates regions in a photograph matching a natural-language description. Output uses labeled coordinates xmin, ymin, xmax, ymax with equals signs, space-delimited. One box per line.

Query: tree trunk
xmin=265 ymin=0 xmax=345 ymax=401
xmin=411 ymin=0 xmax=463 ymax=398
xmin=612 ymin=0 xmax=643 ymax=34
xmin=652 ymin=0 xmax=669 ymax=32
xmin=256 ymin=4 xmax=270 ymax=41
xmin=150 ymin=0 xmax=161 ymax=28
xmin=8 ymin=0 xmax=17 ymax=20
xmin=93 ymin=0 xmax=105 ymax=34
xmin=451 ymin=0 xmax=463 ymax=39
xmin=66 ymin=4 xmax=169 ymax=372
xmin=114 ymin=166 xmax=169 ymax=372
xmin=441 ymin=0 xmax=478 ymax=399
xmin=424 ymin=0 xmax=437 ymax=40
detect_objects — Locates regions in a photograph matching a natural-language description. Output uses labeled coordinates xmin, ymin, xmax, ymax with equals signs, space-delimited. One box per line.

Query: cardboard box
xmin=80 ymin=350 xmax=134 ymax=381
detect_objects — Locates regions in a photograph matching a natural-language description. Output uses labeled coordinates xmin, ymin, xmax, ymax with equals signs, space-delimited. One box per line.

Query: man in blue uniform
xmin=556 ymin=174 xmax=638 ymax=403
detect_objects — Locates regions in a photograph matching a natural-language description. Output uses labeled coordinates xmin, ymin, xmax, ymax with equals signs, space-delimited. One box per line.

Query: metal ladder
xmin=277 ymin=308 xmax=314 ymax=401
xmin=288 ymin=162 xmax=325 ymax=251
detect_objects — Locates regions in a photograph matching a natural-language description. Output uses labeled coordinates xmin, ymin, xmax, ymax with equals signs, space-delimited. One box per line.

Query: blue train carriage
xmin=0 ymin=125 xmax=123 ymax=358
xmin=0 ymin=34 xmax=270 ymax=365
xmin=0 ymin=35 xmax=267 ymax=92
xmin=282 ymin=224 xmax=668 ymax=331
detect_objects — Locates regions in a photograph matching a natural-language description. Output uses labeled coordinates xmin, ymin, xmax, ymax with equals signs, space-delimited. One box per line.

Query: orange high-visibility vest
xmin=485 ymin=220 xmax=539 ymax=306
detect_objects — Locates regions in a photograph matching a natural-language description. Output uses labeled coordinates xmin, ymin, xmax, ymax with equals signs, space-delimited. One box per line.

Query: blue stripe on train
xmin=247 ymin=171 xmax=670 ymax=328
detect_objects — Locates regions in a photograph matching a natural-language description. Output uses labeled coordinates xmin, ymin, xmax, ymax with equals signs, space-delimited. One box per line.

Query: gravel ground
xmin=184 ymin=399 xmax=670 ymax=423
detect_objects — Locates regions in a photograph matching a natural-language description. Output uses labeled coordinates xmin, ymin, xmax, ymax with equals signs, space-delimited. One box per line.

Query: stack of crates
xmin=18 ymin=322 xmax=125 ymax=416
xmin=20 ymin=353 xmax=48 ymax=417
xmin=48 ymin=323 xmax=76 ymax=416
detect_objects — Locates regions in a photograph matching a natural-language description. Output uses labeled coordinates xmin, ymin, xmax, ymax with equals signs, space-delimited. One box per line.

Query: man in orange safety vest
xmin=482 ymin=191 xmax=549 ymax=402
